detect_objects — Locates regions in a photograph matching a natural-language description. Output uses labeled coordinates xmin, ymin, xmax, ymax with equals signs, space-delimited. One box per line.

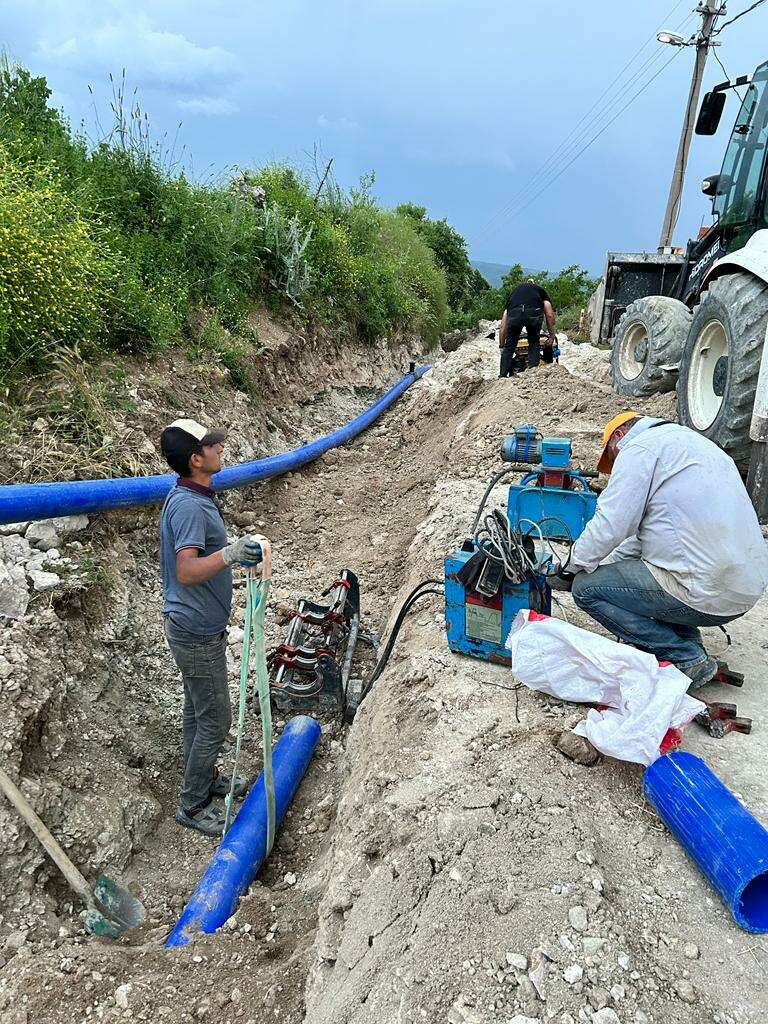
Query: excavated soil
xmin=1 ymin=324 xmax=767 ymax=1024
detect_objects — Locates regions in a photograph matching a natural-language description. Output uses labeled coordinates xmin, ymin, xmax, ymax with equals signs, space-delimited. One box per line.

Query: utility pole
xmin=658 ymin=1 xmax=723 ymax=250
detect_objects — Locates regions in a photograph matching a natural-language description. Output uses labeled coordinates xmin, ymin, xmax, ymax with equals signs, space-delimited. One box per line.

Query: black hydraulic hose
xmin=470 ymin=466 xmax=520 ymax=535
xmin=360 ymin=579 xmax=443 ymax=702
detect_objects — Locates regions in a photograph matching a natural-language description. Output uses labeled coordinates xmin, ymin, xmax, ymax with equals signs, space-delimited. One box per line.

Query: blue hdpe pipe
xmin=0 ymin=366 xmax=430 ymax=526
xmin=644 ymin=751 xmax=768 ymax=933
xmin=165 ymin=715 xmax=321 ymax=948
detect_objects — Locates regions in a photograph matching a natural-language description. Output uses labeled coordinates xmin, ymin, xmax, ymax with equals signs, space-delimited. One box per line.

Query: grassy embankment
xmin=0 ymin=60 xmax=596 ymax=479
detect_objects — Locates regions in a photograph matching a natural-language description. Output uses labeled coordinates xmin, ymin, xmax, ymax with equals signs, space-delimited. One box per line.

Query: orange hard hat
xmin=597 ymin=411 xmax=637 ymax=474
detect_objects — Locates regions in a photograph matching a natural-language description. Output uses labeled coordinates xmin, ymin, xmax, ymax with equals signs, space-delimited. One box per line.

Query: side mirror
xmin=696 ymin=91 xmax=726 ymax=135
xmin=701 ymin=174 xmax=721 ymax=196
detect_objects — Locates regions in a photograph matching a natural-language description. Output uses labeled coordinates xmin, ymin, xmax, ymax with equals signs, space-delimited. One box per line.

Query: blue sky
xmin=5 ymin=0 xmax=766 ymax=273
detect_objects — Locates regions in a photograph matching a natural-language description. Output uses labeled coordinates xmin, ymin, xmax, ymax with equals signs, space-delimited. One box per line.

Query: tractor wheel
xmin=610 ymin=296 xmax=692 ymax=396
xmin=677 ymin=272 xmax=768 ymax=469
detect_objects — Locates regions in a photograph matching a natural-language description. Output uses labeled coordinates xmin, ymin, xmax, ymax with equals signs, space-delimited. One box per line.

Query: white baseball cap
xmin=164 ymin=418 xmax=228 ymax=445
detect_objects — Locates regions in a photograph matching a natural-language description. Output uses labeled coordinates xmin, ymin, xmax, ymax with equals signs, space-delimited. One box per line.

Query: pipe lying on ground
xmin=165 ymin=715 xmax=322 ymax=948
xmin=0 ymin=365 xmax=430 ymax=526
xmin=643 ymin=751 xmax=768 ymax=933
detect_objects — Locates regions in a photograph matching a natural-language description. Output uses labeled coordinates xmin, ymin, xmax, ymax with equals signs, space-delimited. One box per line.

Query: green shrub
xmin=0 ymin=146 xmax=115 ymax=371
xmin=0 ymin=58 xmax=455 ymax=380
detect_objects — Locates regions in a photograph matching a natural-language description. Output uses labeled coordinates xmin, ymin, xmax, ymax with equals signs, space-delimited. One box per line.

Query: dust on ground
xmin=1 ymin=326 xmax=766 ymax=1024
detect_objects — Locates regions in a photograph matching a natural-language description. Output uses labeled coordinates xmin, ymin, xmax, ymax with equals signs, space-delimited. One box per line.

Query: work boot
xmin=680 ymin=655 xmax=719 ymax=690
xmin=210 ymin=770 xmax=248 ymax=799
xmin=175 ymin=801 xmax=226 ymax=838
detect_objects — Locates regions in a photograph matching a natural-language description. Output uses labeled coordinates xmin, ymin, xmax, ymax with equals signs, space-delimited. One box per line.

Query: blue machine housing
xmin=507 ymin=473 xmax=597 ymax=542
xmin=445 ymin=547 xmax=550 ymax=663
xmin=506 ymin=434 xmax=598 ymax=542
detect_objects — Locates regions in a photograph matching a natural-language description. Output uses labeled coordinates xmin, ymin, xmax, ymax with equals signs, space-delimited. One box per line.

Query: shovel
xmin=0 ymin=766 xmax=146 ymax=939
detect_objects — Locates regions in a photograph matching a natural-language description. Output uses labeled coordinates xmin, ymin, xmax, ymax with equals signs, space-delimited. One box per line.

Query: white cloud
xmin=316 ymin=113 xmax=360 ymax=133
xmin=36 ymin=12 xmax=240 ymax=93
xmin=177 ymin=95 xmax=238 ymax=116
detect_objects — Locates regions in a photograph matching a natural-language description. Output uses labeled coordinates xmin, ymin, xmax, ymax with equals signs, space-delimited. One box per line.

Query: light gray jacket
xmin=570 ymin=418 xmax=768 ymax=616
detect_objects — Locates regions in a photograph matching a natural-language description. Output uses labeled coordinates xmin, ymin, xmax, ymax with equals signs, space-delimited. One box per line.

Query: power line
xmin=470 ymin=3 xmax=695 ymax=244
xmin=497 ymin=48 xmax=684 ymax=230
xmin=712 ymin=46 xmax=747 ymax=100
xmin=713 ymin=0 xmax=768 ymax=34
xmin=472 ymin=42 xmax=686 ymax=243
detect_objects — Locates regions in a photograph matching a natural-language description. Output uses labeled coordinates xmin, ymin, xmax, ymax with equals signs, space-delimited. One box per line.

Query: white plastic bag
xmin=506 ymin=610 xmax=705 ymax=765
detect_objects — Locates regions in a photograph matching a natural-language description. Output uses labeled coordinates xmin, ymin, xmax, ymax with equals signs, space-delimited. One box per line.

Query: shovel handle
xmin=0 ymin=766 xmax=92 ymax=903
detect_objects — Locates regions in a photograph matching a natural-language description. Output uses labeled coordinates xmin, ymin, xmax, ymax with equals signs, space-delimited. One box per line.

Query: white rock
xmin=682 ymin=941 xmax=700 ymax=960
xmin=593 ymin=1011 xmax=620 ymax=1024
xmin=564 ymin=964 xmax=583 ymax=984
xmin=575 ymin=849 xmax=595 ymax=865
xmin=284 ymin=872 xmax=297 ymax=886
xmin=583 ymin=936 xmax=606 ymax=955
xmin=674 ymin=979 xmax=696 ymax=1004
xmin=617 ymin=952 xmax=631 ymax=970
xmin=114 ymin=983 xmax=132 ymax=1009
xmin=1 ymin=535 xmax=32 ymax=566
xmin=27 ymin=569 xmax=60 ymax=591
xmin=0 ymin=561 xmax=29 ymax=619
xmin=505 ymin=952 xmax=529 ymax=971
xmin=25 ymin=521 xmax=60 ymax=551
xmin=568 ymin=905 xmax=588 ymax=932
xmin=26 ymin=515 xmax=88 ymax=551
xmin=0 ymin=522 xmax=29 ymax=536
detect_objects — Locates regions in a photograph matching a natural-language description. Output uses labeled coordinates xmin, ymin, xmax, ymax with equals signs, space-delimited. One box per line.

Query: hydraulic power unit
xmin=444 ymin=424 xmax=597 ymax=665
xmin=504 ymin=425 xmax=598 ymax=542
xmin=445 ymin=544 xmax=550 ymax=664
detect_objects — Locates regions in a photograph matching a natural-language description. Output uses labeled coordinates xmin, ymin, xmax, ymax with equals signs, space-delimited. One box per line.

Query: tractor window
xmin=714 ymin=62 xmax=768 ymax=229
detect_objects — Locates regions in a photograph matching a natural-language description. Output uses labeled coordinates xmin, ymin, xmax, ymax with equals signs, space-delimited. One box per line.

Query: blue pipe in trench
xmin=165 ymin=715 xmax=322 ymax=948
xmin=644 ymin=751 xmax=768 ymax=932
xmin=0 ymin=365 xmax=430 ymax=526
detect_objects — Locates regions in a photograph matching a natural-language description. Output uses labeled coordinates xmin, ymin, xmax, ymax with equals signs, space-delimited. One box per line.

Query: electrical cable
xmin=713 ymin=0 xmax=768 ymax=34
xmin=471 ymin=6 xmax=696 ymax=245
xmin=470 ymin=466 xmax=520 ymax=534
xmin=712 ymin=48 xmax=748 ymax=102
xmin=359 ymin=580 xmax=443 ymax=701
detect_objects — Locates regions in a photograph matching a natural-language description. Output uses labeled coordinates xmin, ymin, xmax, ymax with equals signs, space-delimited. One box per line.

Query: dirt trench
xmin=1 ymin=326 xmax=767 ymax=1024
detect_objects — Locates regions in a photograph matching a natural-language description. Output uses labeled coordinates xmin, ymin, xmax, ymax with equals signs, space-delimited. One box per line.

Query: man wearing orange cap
xmin=565 ymin=413 xmax=768 ymax=687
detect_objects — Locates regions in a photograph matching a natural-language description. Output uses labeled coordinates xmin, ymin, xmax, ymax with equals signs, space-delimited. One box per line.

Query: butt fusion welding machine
xmin=445 ymin=424 xmax=598 ymax=664
xmin=269 ymin=569 xmax=365 ymax=717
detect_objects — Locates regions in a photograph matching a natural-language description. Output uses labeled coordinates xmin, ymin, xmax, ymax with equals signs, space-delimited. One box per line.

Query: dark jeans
xmin=164 ymin=617 xmax=232 ymax=811
xmin=500 ymin=305 xmax=544 ymax=376
xmin=571 ymin=558 xmax=738 ymax=669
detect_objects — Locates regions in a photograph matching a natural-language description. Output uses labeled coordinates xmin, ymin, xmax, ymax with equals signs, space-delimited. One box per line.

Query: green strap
xmin=223 ymin=573 xmax=275 ymax=848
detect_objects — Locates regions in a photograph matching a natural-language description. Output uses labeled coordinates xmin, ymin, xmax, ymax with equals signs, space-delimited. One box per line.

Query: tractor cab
xmin=682 ymin=58 xmax=768 ymax=299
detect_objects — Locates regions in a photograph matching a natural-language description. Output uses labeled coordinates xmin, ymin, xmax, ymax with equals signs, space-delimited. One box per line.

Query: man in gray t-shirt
xmin=159 ymin=418 xmax=263 ymax=837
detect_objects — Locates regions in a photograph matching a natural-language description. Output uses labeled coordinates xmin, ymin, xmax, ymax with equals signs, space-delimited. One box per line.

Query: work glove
xmin=221 ymin=535 xmax=263 ymax=568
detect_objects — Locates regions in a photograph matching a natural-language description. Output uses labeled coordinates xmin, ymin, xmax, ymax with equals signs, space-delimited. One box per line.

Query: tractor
xmin=591 ymin=58 xmax=768 ymax=473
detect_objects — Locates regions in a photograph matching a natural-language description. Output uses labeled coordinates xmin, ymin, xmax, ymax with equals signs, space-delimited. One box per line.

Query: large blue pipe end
xmin=644 ymin=751 xmax=768 ymax=933
xmin=165 ymin=715 xmax=321 ymax=948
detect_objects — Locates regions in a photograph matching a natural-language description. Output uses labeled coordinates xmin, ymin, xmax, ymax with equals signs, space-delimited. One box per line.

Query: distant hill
xmin=471 ymin=260 xmax=537 ymax=288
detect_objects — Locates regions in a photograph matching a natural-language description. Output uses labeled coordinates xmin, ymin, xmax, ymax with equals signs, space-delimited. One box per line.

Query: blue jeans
xmin=571 ymin=558 xmax=737 ymax=668
xmin=164 ymin=617 xmax=231 ymax=812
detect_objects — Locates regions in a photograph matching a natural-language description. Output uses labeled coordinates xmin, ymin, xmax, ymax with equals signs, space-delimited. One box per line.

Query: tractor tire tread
xmin=677 ymin=272 xmax=768 ymax=468
xmin=610 ymin=296 xmax=691 ymax=397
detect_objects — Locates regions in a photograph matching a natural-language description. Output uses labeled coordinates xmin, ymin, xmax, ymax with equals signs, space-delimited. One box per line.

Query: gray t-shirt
xmin=160 ymin=486 xmax=233 ymax=635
